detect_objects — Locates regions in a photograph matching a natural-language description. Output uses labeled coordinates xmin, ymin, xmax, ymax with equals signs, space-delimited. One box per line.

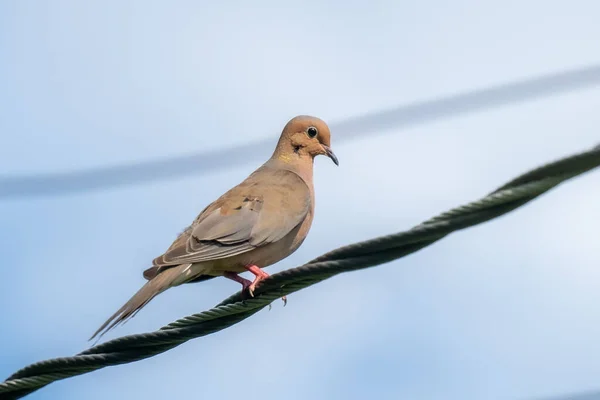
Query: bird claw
xmin=227 ymin=266 xmax=288 ymax=307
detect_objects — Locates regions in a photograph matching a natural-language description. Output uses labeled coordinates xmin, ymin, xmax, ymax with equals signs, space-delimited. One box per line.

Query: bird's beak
xmin=322 ymin=145 xmax=339 ymax=166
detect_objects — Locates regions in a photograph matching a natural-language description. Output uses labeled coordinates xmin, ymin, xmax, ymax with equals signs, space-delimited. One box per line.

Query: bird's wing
xmin=151 ymin=168 xmax=311 ymax=271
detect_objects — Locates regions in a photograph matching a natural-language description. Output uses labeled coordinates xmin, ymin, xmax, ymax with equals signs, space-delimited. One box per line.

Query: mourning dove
xmin=90 ymin=115 xmax=338 ymax=340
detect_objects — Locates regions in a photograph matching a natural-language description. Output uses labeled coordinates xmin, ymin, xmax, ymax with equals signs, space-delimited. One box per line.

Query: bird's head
xmin=274 ymin=115 xmax=339 ymax=166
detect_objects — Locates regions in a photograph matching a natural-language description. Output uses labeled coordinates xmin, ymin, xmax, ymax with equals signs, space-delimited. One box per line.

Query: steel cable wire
xmin=1 ymin=143 xmax=599 ymax=399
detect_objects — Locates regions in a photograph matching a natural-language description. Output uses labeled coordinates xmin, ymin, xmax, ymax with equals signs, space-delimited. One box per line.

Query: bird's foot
xmin=223 ymin=271 xmax=253 ymax=295
xmin=245 ymin=265 xmax=287 ymax=305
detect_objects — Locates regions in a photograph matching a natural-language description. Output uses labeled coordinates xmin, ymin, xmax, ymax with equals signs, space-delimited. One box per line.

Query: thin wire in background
xmin=537 ymin=389 xmax=600 ymax=400
xmin=1 ymin=64 xmax=600 ymax=199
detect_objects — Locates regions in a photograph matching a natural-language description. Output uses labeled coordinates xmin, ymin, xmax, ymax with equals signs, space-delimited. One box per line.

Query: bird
xmin=90 ymin=115 xmax=339 ymax=340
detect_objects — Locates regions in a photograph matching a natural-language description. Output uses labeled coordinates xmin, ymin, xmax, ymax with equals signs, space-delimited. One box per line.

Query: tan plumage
xmin=90 ymin=115 xmax=338 ymax=340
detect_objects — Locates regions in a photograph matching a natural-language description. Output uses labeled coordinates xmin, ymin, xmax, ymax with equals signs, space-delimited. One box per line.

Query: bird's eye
xmin=307 ymin=126 xmax=318 ymax=138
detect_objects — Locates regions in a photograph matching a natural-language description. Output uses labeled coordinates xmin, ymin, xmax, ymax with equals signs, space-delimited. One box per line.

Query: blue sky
xmin=1 ymin=1 xmax=600 ymax=399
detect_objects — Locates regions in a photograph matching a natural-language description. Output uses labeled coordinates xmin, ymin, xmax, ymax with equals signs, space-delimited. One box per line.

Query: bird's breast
xmin=253 ymin=208 xmax=314 ymax=267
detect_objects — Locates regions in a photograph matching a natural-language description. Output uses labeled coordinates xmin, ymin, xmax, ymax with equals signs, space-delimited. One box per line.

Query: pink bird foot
xmin=224 ymin=265 xmax=287 ymax=305
xmin=223 ymin=271 xmax=252 ymax=293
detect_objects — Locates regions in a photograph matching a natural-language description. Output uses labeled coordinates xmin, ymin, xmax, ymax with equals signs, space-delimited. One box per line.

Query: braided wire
xmin=1 ymin=144 xmax=599 ymax=399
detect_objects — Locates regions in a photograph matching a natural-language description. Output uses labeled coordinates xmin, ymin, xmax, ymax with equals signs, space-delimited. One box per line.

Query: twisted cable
xmin=1 ymin=143 xmax=599 ymax=399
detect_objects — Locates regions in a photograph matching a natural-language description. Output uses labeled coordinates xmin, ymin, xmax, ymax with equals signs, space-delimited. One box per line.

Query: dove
xmin=90 ymin=115 xmax=338 ymax=340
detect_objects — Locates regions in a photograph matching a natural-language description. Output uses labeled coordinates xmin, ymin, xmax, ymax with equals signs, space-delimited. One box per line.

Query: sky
xmin=1 ymin=1 xmax=600 ymax=399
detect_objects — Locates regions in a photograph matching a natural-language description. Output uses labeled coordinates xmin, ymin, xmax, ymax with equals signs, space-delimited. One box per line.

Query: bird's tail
xmin=89 ymin=264 xmax=192 ymax=341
